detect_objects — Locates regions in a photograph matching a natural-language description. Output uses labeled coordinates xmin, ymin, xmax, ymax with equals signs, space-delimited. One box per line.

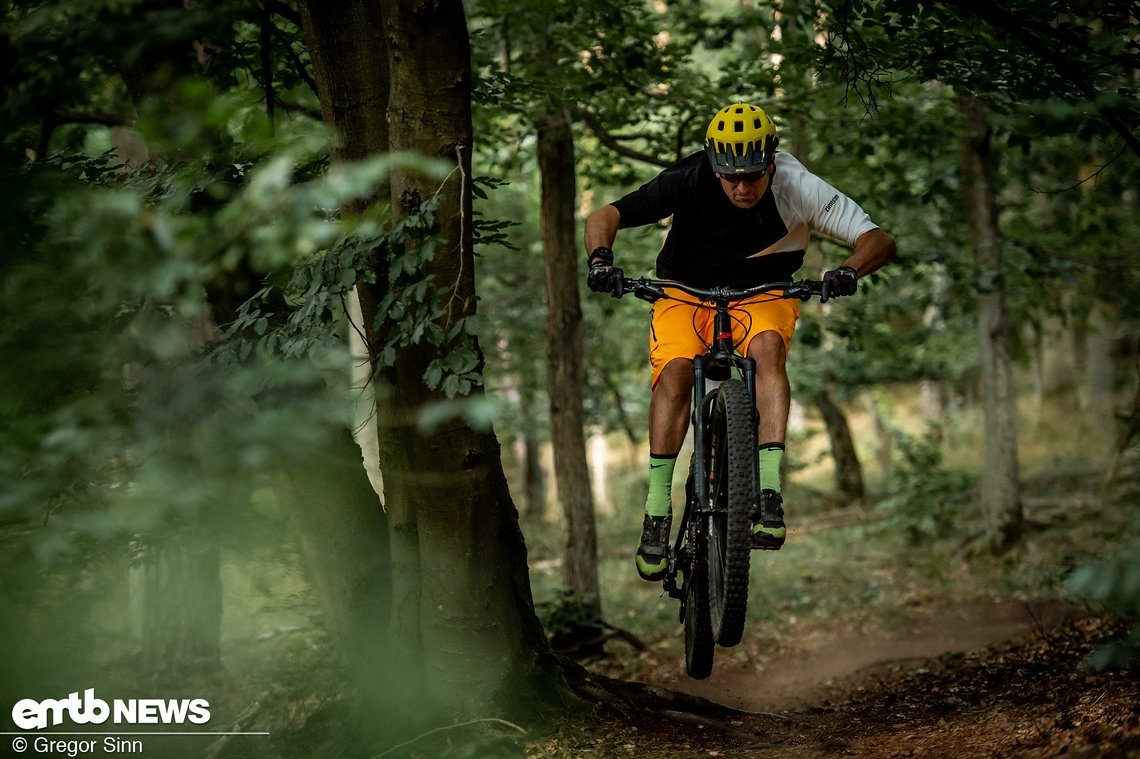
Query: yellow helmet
xmin=704 ymin=102 xmax=779 ymax=174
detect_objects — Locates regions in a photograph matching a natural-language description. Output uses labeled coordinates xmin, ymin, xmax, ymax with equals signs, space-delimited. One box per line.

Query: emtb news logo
xmin=11 ymin=689 xmax=210 ymax=730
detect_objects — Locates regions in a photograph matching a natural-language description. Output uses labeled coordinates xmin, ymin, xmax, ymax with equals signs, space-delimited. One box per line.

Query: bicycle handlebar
xmin=619 ymin=277 xmax=828 ymax=304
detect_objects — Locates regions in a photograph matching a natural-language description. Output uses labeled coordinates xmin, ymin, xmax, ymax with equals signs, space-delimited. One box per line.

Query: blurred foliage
xmin=1 ymin=2 xmax=462 ymax=716
xmin=1066 ymin=490 xmax=1140 ymax=669
xmin=875 ymin=425 xmax=978 ymax=544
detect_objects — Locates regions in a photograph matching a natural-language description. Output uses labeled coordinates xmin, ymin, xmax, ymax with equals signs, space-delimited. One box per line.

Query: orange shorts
xmin=649 ymin=290 xmax=800 ymax=388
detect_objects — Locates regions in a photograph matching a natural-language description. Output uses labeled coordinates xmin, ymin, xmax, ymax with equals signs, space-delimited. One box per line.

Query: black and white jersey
xmin=610 ymin=151 xmax=879 ymax=288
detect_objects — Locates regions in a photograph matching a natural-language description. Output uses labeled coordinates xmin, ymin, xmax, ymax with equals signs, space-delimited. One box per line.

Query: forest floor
xmin=532 ymin=607 xmax=1140 ymax=758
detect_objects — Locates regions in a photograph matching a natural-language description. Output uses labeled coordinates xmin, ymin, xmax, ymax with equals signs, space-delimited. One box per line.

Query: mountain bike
xmin=618 ymin=276 xmax=826 ymax=679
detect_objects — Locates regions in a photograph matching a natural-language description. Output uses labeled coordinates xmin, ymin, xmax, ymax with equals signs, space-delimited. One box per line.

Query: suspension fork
xmin=691 ymin=354 xmax=710 ymax=509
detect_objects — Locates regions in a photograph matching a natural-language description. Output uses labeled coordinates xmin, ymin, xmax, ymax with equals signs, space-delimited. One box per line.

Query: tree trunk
xmin=298 ymin=0 xmax=389 ymax=163
xmin=865 ymin=391 xmax=893 ymax=476
xmin=1083 ymin=305 xmax=1118 ymax=449
xmin=920 ymin=263 xmax=950 ymax=427
xmin=814 ymin=388 xmax=866 ymax=504
xmin=537 ymin=103 xmax=602 ymax=617
xmin=276 ymin=426 xmax=392 ymax=693
xmin=303 ymin=0 xmax=566 ymax=719
xmin=958 ymin=91 xmax=1021 ymax=550
xmin=1032 ymin=315 xmax=1082 ymax=436
xmin=296 ymin=0 xmax=427 ymax=718
xmin=521 ymin=394 xmax=547 ymax=521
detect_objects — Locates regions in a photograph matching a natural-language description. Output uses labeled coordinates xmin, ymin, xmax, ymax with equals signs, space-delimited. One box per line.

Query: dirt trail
xmin=564 ymin=601 xmax=1139 ymax=758
xmin=652 ymin=600 xmax=1079 ymax=712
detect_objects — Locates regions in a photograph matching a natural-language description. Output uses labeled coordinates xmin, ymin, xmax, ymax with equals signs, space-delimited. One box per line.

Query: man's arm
xmin=841 ymin=228 xmax=896 ymax=277
xmin=584 ymin=204 xmax=622 ymax=264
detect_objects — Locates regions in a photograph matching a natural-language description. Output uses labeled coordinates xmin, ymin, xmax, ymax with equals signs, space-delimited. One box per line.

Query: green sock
xmin=645 ymin=453 xmax=677 ymax=517
xmin=758 ymin=442 xmax=785 ymax=493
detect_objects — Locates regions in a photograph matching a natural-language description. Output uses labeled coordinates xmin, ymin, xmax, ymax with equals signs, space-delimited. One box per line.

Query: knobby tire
xmin=706 ymin=378 xmax=755 ymax=647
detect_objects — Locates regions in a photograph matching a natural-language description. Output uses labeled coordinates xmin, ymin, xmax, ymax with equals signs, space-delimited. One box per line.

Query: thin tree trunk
xmin=815 ymin=388 xmax=866 ymax=504
xmin=866 ymin=391 xmax=893 ymax=476
xmin=958 ymin=91 xmax=1021 ymax=550
xmin=920 ymin=263 xmax=950 ymax=427
xmin=537 ymin=103 xmax=602 ymax=617
xmin=1084 ymin=305 xmax=1118 ymax=449
xmin=1033 ymin=316 xmax=1082 ymax=435
xmin=521 ymin=394 xmax=547 ymax=521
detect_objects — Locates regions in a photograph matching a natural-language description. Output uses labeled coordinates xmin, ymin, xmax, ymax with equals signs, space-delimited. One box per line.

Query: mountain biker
xmin=583 ymin=102 xmax=896 ymax=581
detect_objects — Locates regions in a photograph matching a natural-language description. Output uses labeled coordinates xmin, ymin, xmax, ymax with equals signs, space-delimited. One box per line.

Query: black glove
xmin=586 ymin=246 xmax=624 ymax=298
xmin=821 ymin=265 xmax=858 ymax=303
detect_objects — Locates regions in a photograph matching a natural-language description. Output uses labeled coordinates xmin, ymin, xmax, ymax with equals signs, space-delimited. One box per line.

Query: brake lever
xmin=634 ymin=284 xmax=666 ymax=303
xmin=790 ymin=280 xmax=823 ymax=302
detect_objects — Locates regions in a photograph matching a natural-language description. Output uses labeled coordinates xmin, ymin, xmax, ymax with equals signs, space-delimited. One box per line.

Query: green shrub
xmin=877 ymin=425 xmax=978 ymax=544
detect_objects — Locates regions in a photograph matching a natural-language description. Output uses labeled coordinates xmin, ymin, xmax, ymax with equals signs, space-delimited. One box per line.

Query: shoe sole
xmin=635 ymin=556 xmax=668 ymax=582
xmin=751 ymin=531 xmax=785 ymax=551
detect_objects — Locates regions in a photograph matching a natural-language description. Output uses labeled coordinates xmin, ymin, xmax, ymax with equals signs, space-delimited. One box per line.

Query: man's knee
xmin=747 ymin=331 xmax=787 ymax=366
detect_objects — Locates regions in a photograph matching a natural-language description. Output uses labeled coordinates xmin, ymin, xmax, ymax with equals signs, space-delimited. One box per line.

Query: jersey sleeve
xmin=783 ymin=159 xmax=879 ymax=245
xmin=610 ymin=160 xmax=693 ymax=229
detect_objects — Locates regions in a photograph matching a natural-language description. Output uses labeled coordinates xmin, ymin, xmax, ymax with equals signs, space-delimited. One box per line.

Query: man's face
xmin=716 ymin=166 xmax=772 ymax=209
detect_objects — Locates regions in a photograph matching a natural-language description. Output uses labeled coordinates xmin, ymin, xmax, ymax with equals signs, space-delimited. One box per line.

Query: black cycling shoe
xmin=752 ymin=490 xmax=786 ymax=550
xmin=635 ymin=514 xmax=672 ymax=581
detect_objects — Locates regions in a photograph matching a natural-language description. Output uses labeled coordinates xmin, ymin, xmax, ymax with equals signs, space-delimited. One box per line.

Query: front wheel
xmin=706 ymin=378 xmax=756 ymax=647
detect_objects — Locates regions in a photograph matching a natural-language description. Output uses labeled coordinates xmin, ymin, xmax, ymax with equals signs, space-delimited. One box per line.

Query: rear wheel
xmin=706 ymin=378 xmax=755 ymax=647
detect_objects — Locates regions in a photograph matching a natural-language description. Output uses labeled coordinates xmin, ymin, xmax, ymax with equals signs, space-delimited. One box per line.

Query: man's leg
xmin=636 ymin=358 xmax=693 ymax=580
xmin=747 ymin=331 xmax=790 ymax=548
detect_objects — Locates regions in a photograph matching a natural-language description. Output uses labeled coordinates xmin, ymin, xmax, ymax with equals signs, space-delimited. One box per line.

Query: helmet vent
xmin=733 ymin=120 xmax=744 ymax=132
xmin=734 ymin=107 xmax=744 ymax=114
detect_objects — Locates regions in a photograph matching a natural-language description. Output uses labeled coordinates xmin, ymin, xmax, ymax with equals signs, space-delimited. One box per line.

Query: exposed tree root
xmin=562 ymin=658 xmax=729 ymax=715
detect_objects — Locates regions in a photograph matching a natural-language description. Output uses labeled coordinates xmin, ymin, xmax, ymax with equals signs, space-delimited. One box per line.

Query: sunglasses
xmin=717 ymin=171 xmax=767 ymax=184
